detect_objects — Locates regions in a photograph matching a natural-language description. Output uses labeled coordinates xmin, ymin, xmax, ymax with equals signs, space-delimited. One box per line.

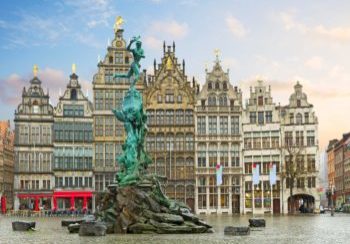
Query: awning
xmin=17 ymin=193 xmax=52 ymax=199
xmin=53 ymin=191 xmax=92 ymax=198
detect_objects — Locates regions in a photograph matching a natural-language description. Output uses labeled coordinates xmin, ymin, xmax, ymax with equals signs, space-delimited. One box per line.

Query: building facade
xmin=0 ymin=120 xmax=15 ymax=210
xmin=329 ymin=133 xmax=350 ymax=207
xmin=327 ymin=139 xmax=338 ymax=191
xmin=194 ymin=55 xmax=243 ymax=214
xmin=242 ymin=80 xmax=282 ymax=214
xmin=92 ymin=27 xmax=145 ymax=206
xmin=280 ymin=82 xmax=320 ymax=213
xmin=14 ymin=67 xmax=54 ymax=211
xmin=53 ymin=68 xmax=94 ymax=211
xmin=144 ymin=42 xmax=197 ymax=210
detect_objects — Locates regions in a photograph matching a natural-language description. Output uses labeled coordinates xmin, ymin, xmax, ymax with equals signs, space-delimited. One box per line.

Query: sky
xmin=0 ymin=0 xmax=350 ymax=150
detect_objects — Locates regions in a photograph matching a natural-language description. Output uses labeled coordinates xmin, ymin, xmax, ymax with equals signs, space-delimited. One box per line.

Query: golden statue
xmin=33 ymin=64 xmax=38 ymax=77
xmin=166 ymin=57 xmax=173 ymax=70
xmin=72 ymin=63 xmax=76 ymax=74
xmin=114 ymin=16 xmax=125 ymax=32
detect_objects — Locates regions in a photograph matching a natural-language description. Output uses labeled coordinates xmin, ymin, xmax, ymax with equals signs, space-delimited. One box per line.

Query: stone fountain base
xmin=97 ymin=175 xmax=213 ymax=234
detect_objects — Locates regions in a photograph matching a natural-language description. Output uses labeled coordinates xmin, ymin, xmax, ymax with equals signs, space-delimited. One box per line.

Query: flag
xmin=269 ymin=163 xmax=276 ymax=185
xmin=216 ymin=163 xmax=223 ymax=186
xmin=252 ymin=163 xmax=260 ymax=185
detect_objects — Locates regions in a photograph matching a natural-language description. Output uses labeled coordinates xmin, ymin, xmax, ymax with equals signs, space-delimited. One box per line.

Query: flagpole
xmin=271 ymin=182 xmax=273 ymax=215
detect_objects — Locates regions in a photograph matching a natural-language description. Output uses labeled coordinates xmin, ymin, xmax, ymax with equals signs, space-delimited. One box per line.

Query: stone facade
xmin=92 ymin=27 xmax=145 ymax=206
xmin=280 ymin=82 xmax=320 ymax=213
xmin=143 ymin=42 xmax=197 ymax=210
xmin=194 ymin=56 xmax=243 ymax=214
xmin=53 ymin=69 xmax=94 ymax=211
xmin=14 ymin=69 xmax=54 ymax=211
xmin=242 ymin=80 xmax=282 ymax=214
xmin=0 ymin=120 xmax=15 ymax=209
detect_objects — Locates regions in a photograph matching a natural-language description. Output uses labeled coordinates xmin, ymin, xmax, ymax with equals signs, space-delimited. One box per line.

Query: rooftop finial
xmin=72 ymin=63 xmax=76 ymax=74
xmin=33 ymin=64 xmax=38 ymax=77
xmin=114 ymin=16 xmax=125 ymax=32
xmin=214 ymin=48 xmax=221 ymax=60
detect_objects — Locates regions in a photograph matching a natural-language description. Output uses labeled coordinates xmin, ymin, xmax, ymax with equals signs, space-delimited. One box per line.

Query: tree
xmin=281 ymin=136 xmax=305 ymax=214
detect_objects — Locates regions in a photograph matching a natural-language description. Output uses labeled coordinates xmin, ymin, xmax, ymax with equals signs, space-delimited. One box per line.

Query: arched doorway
xmin=288 ymin=194 xmax=315 ymax=213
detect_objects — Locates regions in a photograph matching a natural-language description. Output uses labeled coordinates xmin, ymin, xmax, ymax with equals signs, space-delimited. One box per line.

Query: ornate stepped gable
xmin=54 ymin=68 xmax=93 ymax=117
xmin=144 ymin=41 xmax=198 ymax=105
xmin=197 ymin=55 xmax=242 ymax=107
xmin=16 ymin=71 xmax=53 ymax=117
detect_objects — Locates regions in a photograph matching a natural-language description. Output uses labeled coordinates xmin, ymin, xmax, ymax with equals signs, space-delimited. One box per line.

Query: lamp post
xmin=331 ymin=184 xmax=335 ymax=217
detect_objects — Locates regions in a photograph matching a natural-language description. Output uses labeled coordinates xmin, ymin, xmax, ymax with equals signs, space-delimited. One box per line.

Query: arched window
xmin=215 ymin=82 xmax=220 ymax=90
xmin=156 ymin=109 xmax=164 ymax=125
xmin=166 ymin=132 xmax=174 ymax=150
xmin=32 ymin=100 xmax=40 ymax=114
xmin=219 ymin=95 xmax=227 ymax=106
xmin=296 ymin=113 xmax=302 ymax=124
xmin=223 ymin=82 xmax=228 ymax=90
xmin=185 ymin=110 xmax=193 ymax=124
xmin=71 ymin=89 xmax=77 ymax=100
xmin=175 ymin=110 xmax=184 ymax=124
xmin=208 ymin=95 xmax=216 ymax=106
xmin=156 ymin=133 xmax=165 ymax=151
xmin=176 ymin=133 xmax=184 ymax=151
xmin=185 ymin=133 xmax=194 ymax=151
xmin=208 ymin=82 xmax=212 ymax=90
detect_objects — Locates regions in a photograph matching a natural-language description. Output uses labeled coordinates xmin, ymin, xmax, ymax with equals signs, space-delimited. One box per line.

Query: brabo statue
xmin=112 ymin=36 xmax=151 ymax=186
xmin=113 ymin=36 xmax=145 ymax=88
xmin=100 ymin=33 xmax=212 ymax=234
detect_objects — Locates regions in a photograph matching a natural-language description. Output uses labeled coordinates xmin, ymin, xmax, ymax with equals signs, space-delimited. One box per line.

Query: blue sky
xmin=1 ymin=0 xmax=350 ymax=149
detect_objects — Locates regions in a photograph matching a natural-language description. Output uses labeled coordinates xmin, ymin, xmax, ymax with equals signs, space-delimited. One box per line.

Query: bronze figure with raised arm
xmin=113 ymin=36 xmax=145 ymax=88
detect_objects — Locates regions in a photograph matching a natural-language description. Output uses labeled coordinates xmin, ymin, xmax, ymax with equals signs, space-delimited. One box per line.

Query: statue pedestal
xmin=97 ymin=175 xmax=213 ymax=234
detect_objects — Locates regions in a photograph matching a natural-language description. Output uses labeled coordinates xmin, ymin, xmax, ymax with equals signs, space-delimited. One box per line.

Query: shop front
xmin=17 ymin=193 xmax=52 ymax=211
xmin=53 ymin=190 xmax=92 ymax=211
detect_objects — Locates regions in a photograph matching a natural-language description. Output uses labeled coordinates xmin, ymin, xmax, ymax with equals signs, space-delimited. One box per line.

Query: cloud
xmin=280 ymin=11 xmax=350 ymax=42
xmin=304 ymin=56 xmax=324 ymax=70
xmin=0 ymin=67 xmax=92 ymax=107
xmin=1 ymin=0 xmax=115 ymax=49
xmin=225 ymin=15 xmax=247 ymax=38
xmin=221 ymin=57 xmax=238 ymax=71
xmin=150 ymin=20 xmax=189 ymax=39
xmin=144 ymin=36 xmax=163 ymax=49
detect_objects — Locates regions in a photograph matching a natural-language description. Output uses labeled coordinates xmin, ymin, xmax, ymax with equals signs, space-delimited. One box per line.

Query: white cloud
xmin=280 ymin=11 xmax=350 ymax=42
xmin=304 ymin=56 xmax=324 ymax=70
xmin=144 ymin=36 xmax=163 ymax=49
xmin=225 ymin=15 xmax=247 ymax=38
xmin=221 ymin=57 xmax=238 ymax=71
xmin=150 ymin=20 xmax=189 ymax=39
xmin=0 ymin=67 xmax=92 ymax=107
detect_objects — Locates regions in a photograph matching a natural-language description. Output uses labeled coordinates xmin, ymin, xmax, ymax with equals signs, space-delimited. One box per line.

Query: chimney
xmin=163 ymin=41 xmax=166 ymax=54
xmin=173 ymin=41 xmax=176 ymax=53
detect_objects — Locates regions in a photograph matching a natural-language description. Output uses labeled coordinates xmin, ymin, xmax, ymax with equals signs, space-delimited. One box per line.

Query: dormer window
xmin=215 ymin=82 xmax=220 ymax=90
xmin=208 ymin=82 xmax=212 ymax=90
xmin=297 ymin=99 xmax=301 ymax=107
xmin=258 ymin=96 xmax=263 ymax=106
xmin=32 ymin=100 xmax=39 ymax=114
xmin=71 ymin=89 xmax=77 ymax=100
xmin=223 ymin=82 xmax=228 ymax=90
xmin=109 ymin=56 xmax=113 ymax=64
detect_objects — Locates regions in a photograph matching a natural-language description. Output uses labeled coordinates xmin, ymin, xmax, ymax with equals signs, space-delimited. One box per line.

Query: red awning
xmin=53 ymin=191 xmax=92 ymax=198
xmin=17 ymin=193 xmax=52 ymax=199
